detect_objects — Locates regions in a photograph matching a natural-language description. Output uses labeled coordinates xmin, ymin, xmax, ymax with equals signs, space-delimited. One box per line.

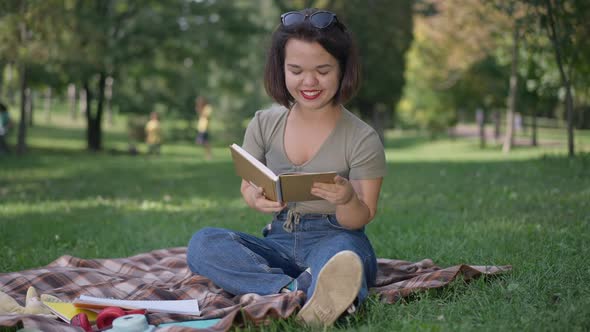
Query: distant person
xmin=0 ymin=102 xmax=12 ymax=154
xmin=195 ymin=96 xmax=212 ymax=160
xmin=145 ymin=111 xmax=162 ymax=155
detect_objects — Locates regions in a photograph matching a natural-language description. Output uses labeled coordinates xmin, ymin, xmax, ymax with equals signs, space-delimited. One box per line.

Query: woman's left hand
xmin=311 ymin=175 xmax=355 ymax=206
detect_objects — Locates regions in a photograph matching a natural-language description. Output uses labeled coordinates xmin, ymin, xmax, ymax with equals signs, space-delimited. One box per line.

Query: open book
xmin=229 ymin=143 xmax=336 ymax=202
xmin=72 ymin=295 xmax=200 ymax=316
xmin=42 ymin=300 xmax=99 ymax=323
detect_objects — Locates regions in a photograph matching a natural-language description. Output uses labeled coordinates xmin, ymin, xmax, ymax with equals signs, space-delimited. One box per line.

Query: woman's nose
xmin=302 ymin=72 xmax=319 ymax=86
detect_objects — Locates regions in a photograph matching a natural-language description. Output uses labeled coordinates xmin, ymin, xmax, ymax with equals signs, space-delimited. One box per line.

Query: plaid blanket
xmin=0 ymin=247 xmax=511 ymax=331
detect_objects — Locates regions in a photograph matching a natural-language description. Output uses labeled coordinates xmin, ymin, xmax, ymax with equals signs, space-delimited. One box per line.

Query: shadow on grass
xmin=26 ymin=123 xmax=129 ymax=143
xmin=3 ymin=143 xmax=589 ymax=199
xmin=1 ymin=147 xmax=241 ymax=203
xmin=0 ymin=202 xmax=258 ymax=271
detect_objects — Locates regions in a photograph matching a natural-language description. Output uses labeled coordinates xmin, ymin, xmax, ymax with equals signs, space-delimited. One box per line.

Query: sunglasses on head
xmin=280 ymin=10 xmax=341 ymax=29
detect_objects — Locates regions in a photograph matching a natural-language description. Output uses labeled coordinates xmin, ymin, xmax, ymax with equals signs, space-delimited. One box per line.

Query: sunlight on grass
xmin=385 ymin=126 xmax=590 ymax=162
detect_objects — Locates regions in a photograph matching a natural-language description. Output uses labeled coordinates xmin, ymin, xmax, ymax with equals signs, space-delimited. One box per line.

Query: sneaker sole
xmin=296 ymin=250 xmax=362 ymax=327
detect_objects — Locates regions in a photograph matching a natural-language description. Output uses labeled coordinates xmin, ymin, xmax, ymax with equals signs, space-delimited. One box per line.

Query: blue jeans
xmin=187 ymin=210 xmax=377 ymax=304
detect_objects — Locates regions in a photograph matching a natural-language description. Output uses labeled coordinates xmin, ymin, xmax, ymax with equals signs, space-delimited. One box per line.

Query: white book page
xmin=231 ymin=143 xmax=278 ymax=181
xmin=76 ymin=295 xmax=200 ymax=315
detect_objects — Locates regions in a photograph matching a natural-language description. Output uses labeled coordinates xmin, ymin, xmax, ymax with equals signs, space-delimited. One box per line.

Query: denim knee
xmin=187 ymin=227 xmax=227 ymax=274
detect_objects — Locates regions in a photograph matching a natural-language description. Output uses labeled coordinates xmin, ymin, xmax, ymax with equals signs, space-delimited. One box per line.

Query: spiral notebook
xmin=72 ymin=295 xmax=200 ymax=316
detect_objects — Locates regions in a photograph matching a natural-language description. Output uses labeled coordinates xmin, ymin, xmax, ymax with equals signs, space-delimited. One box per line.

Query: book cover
xmin=229 ymin=143 xmax=337 ymax=202
xmin=42 ymin=301 xmax=98 ymax=323
xmin=72 ymin=295 xmax=200 ymax=316
xmin=230 ymin=143 xmax=280 ymax=201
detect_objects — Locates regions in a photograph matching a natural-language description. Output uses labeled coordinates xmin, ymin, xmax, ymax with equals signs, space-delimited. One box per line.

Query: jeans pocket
xmin=325 ymin=215 xmax=348 ymax=230
xmin=261 ymin=223 xmax=271 ymax=237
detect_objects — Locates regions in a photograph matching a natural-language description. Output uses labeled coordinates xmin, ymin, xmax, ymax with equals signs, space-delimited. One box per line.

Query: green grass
xmin=1 ymin=113 xmax=589 ymax=331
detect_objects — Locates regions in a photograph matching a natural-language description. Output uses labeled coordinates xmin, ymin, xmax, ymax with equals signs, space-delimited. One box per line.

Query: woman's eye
xmin=318 ymin=71 xmax=329 ymax=75
xmin=290 ymin=71 xmax=302 ymax=75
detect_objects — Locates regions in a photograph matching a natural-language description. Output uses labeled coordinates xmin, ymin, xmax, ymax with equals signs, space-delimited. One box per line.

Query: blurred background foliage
xmin=0 ymin=0 xmax=589 ymax=154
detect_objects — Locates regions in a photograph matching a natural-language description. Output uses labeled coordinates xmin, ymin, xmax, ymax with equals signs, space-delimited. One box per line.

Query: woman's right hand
xmin=241 ymin=180 xmax=286 ymax=213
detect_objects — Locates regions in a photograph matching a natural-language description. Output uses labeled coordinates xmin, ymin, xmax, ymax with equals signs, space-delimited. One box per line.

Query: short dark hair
xmin=264 ymin=8 xmax=361 ymax=108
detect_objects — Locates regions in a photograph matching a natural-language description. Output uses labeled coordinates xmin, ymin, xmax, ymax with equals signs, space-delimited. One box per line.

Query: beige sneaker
xmin=296 ymin=250 xmax=362 ymax=327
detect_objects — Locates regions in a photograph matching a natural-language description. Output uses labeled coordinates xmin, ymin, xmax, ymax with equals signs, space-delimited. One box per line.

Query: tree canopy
xmin=1 ymin=0 xmax=588 ymax=155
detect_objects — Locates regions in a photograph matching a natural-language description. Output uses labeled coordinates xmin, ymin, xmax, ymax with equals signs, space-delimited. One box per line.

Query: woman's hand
xmin=242 ymin=181 xmax=286 ymax=213
xmin=311 ymin=175 xmax=356 ymax=206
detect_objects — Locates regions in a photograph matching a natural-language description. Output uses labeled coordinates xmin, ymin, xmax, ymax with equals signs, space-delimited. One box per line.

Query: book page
xmin=73 ymin=295 xmax=200 ymax=316
xmin=42 ymin=301 xmax=98 ymax=323
xmin=230 ymin=144 xmax=278 ymax=181
xmin=229 ymin=144 xmax=280 ymax=201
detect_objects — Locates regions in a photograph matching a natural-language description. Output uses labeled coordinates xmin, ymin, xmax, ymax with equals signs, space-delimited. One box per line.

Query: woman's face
xmin=284 ymin=39 xmax=341 ymax=111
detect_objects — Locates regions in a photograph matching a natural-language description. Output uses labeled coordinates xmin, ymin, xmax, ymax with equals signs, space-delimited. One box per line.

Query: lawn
xmin=1 ymin=112 xmax=589 ymax=331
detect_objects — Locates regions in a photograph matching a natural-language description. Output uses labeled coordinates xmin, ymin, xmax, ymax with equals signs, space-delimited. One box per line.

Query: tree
xmin=535 ymin=0 xmax=590 ymax=156
xmin=336 ymin=0 xmax=413 ymax=140
xmin=42 ymin=1 xmax=267 ymax=150
xmin=399 ymin=0 xmax=505 ymax=137
xmin=56 ymin=1 xmax=175 ymax=151
xmin=0 ymin=1 xmax=61 ymax=154
xmin=450 ymin=56 xmax=508 ymax=147
xmin=480 ymin=0 xmax=535 ymax=154
xmin=502 ymin=12 xmax=521 ymax=154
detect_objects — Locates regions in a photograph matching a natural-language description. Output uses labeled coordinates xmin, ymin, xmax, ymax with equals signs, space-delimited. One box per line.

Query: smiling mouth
xmin=300 ymin=90 xmax=322 ymax=100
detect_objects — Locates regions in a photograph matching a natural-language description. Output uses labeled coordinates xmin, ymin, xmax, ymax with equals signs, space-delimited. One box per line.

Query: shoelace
xmin=346 ymin=303 xmax=356 ymax=314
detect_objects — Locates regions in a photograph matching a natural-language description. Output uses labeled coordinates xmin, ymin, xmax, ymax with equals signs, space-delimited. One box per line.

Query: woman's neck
xmin=292 ymin=103 xmax=341 ymax=122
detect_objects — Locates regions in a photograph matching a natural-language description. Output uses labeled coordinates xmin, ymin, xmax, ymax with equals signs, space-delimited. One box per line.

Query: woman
xmin=187 ymin=8 xmax=386 ymax=327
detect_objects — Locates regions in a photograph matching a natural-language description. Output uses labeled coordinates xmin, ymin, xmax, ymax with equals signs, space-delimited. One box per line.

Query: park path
xmin=452 ymin=124 xmax=563 ymax=147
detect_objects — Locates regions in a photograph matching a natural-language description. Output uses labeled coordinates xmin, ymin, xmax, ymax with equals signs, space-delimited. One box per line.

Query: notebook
xmin=72 ymin=295 xmax=200 ymax=316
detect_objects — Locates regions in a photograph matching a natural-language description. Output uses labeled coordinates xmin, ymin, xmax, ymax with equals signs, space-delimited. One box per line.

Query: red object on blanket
xmin=94 ymin=307 xmax=147 ymax=329
xmin=71 ymin=313 xmax=92 ymax=332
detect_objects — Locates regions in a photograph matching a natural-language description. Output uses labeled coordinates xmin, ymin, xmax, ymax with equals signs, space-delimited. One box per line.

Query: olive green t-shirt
xmin=242 ymin=105 xmax=386 ymax=214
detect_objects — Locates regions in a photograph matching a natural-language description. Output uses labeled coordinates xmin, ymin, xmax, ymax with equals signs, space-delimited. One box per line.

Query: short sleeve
xmin=241 ymin=111 xmax=266 ymax=163
xmin=348 ymin=131 xmax=387 ymax=180
xmin=204 ymin=105 xmax=212 ymax=118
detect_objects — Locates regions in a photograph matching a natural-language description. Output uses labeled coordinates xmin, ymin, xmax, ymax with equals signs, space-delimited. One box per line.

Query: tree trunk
xmin=68 ymin=84 xmax=77 ymax=120
xmin=545 ymin=0 xmax=574 ymax=156
xmin=372 ymin=103 xmax=386 ymax=143
xmin=86 ymin=73 xmax=106 ymax=151
xmin=17 ymin=64 xmax=27 ymax=154
xmin=502 ymin=23 xmax=520 ymax=154
xmin=0 ymin=61 xmax=4 ymax=98
xmin=85 ymin=82 xmax=98 ymax=151
xmin=44 ymin=87 xmax=52 ymax=122
xmin=493 ymin=110 xmax=500 ymax=144
xmin=26 ymin=88 xmax=33 ymax=127
xmin=7 ymin=64 xmax=16 ymax=105
xmin=79 ymin=88 xmax=87 ymax=117
xmin=531 ymin=106 xmax=538 ymax=146
xmin=565 ymin=88 xmax=574 ymax=155
xmin=476 ymin=108 xmax=486 ymax=148
xmin=357 ymin=99 xmax=385 ymax=143
xmin=105 ymin=76 xmax=114 ymax=125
